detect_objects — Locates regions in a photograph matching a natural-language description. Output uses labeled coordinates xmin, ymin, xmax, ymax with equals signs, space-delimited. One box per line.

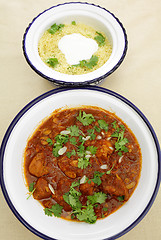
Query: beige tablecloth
xmin=0 ymin=0 xmax=161 ymax=239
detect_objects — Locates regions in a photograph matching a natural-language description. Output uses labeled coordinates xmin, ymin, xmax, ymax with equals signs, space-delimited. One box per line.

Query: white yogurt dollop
xmin=58 ymin=33 xmax=98 ymax=65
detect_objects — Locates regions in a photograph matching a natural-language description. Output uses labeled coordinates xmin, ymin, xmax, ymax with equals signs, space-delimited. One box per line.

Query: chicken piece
xmin=96 ymin=139 xmax=114 ymax=159
xmin=57 ymin=156 xmax=83 ymax=178
xmin=33 ymin=178 xmax=51 ymax=200
xmin=29 ymin=153 xmax=49 ymax=177
xmin=79 ymin=181 xmax=95 ymax=196
xmin=101 ymin=174 xmax=129 ymax=200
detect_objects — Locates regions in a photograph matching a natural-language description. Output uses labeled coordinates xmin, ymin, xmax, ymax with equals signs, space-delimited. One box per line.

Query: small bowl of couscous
xmin=23 ymin=2 xmax=128 ymax=86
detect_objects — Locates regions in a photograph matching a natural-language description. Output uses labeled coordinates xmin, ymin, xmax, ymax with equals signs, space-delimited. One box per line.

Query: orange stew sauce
xmin=24 ymin=107 xmax=142 ymax=223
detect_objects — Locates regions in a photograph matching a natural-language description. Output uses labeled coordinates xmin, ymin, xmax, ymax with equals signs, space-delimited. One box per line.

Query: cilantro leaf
xmin=117 ymin=195 xmax=125 ymax=202
xmin=94 ymin=32 xmax=105 ymax=46
xmin=67 ymin=125 xmax=80 ymax=136
xmin=106 ymin=164 xmax=115 ymax=174
xmin=86 ymin=146 xmax=97 ymax=155
xmin=27 ymin=183 xmax=36 ymax=199
xmin=78 ymin=157 xmax=90 ymax=169
xmin=69 ymin=137 xmax=77 ymax=146
xmin=66 ymin=149 xmax=76 ymax=158
xmin=103 ymin=207 xmax=108 ymax=212
xmin=55 ymin=134 xmax=69 ymax=145
xmin=74 ymin=205 xmax=97 ymax=224
xmin=48 ymin=23 xmax=64 ymax=34
xmin=87 ymin=129 xmax=96 ymax=140
xmin=71 ymin=21 xmax=76 ymax=25
xmin=47 ymin=138 xmax=53 ymax=146
xmin=77 ymin=143 xmax=85 ymax=157
xmin=44 ymin=208 xmax=53 ymax=217
xmin=94 ymin=125 xmax=101 ymax=132
xmin=29 ymin=182 xmax=35 ymax=192
xmin=52 ymin=144 xmax=62 ymax=157
xmin=112 ymin=121 xmax=117 ymax=129
xmin=73 ymin=55 xmax=98 ymax=69
xmin=111 ymin=126 xmax=129 ymax=155
xmin=46 ymin=58 xmax=58 ymax=68
xmin=87 ymin=192 xmax=107 ymax=205
xmin=77 ymin=110 xmax=95 ymax=126
xmin=91 ymin=171 xmax=105 ymax=186
xmin=98 ymin=120 xmax=108 ymax=132
xmin=63 ymin=181 xmax=82 ymax=210
xmin=44 ymin=203 xmax=63 ymax=217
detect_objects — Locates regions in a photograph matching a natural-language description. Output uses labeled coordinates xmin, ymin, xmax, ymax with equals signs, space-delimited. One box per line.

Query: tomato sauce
xmin=24 ymin=107 xmax=142 ymax=223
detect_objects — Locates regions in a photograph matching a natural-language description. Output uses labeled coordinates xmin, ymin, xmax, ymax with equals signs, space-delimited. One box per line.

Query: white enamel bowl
xmin=0 ymin=86 xmax=160 ymax=240
xmin=23 ymin=2 xmax=128 ymax=86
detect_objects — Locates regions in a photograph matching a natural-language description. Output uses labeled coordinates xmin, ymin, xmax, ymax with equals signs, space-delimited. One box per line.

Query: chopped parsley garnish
xmin=103 ymin=207 xmax=108 ymax=212
xmin=87 ymin=129 xmax=96 ymax=140
xmin=46 ymin=57 xmax=58 ymax=68
xmin=66 ymin=149 xmax=76 ymax=158
xmin=111 ymin=121 xmax=117 ymax=129
xmin=86 ymin=146 xmax=97 ymax=155
xmin=78 ymin=157 xmax=90 ymax=169
xmin=67 ymin=125 xmax=80 ymax=136
xmin=117 ymin=195 xmax=125 ymax=202
xmin=63 ymin=181 xmax=82 ymax=210
xmin=52 ymin=134 xmax=69 ymax=157
xmin=73 ymin=55 xmax=98 ymax=69
xmin=87 ymin=192 xmax=107 ymax=205
xmin=44 ymin=203 xmax=63 ymax=217
xmin=73 ymin=205 xmax=97 ymax=224
xmin=46 ymin=138 xmax=53 ymax=146
xmin=52 ymin=144 xmax=62 ymax=157
xmin=98 ymin=119 xmax=108 ymax=132
xmin=111 ymin=125 xmax=129 ymax=156
xmin=63 ymin=180 xmax=108 ymax=224
xmin=71 ymin=21 xmax=76 ymax=25
xmin=106 ymin=164 xmax=115 ymax=175
xmin=48 ymin=23 xmax=64 ymax=34
xmin=29 ymin=182 xmax=35 ymax=192
xmin=94 ymin=125 xmax=101 ymax=132
xmin=72 ymin=192 xmax=107 ymax=224
xmin=55 ymin=134 xmax=69 ymax=145
xmin=91 ymin=171 xmax=105 ymax=186
xmin=77 ymin=110 xmax=95 ymax=126
xmin=94 ymin=32 xmax=105 ymax=46
xmin=77 ymin=143 xmax=85 ymax=157
xmin=27 ymin=182 xmax=36 ymax=199
xmin=69 ymin=137 xmax=77 ymax=146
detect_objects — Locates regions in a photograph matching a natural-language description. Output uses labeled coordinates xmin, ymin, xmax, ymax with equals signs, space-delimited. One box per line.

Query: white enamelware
xmin=23 ymin=2 xmax=127 ymax=85
xmin=0 ymin=87 xmax=160 ymax=240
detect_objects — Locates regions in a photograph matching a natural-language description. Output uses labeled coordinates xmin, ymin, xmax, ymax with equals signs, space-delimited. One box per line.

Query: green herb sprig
xmin=73 ymin=55 xmax=98 ymax=69
xmin=111 ymin=125 xmax=129 ymax=156
xmin=94 ymin=32 xmax=105 ymax=46
xmin=48 ymin=23 xmax=64 ymax=34
xmin=44 ymin=203 xmax=63 ymax=217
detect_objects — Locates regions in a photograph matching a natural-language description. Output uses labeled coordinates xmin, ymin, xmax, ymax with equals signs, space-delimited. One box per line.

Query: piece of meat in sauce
xmin=29 ymin=153 xmax=49 ymax=177
xmin=79 ymin=181 xmax=95 ymax=196
xmin=33 ymin=177 xmax=51 ymax=200
xmin=101 ymin=174 xmax=129 ymax=200
xmin=95 ymin=139 xmax=114 ymax=159
xmin=57 ymin=156 xmax=83 ymax=179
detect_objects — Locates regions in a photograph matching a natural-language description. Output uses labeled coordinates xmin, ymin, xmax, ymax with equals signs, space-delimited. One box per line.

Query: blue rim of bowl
xmin=22 ymin=2 xmax=128 ymax=86
xmin=0 ymin=86 xmax=160 ymax=240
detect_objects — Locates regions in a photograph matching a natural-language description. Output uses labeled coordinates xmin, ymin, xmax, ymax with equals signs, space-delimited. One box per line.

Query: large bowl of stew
xmin=23 ymin=2 xmax=127 ymax=86
xmin=0 ymin=86 xmax=160 ymax=240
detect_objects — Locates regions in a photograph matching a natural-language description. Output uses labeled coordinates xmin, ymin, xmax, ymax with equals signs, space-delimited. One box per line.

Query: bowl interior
xmin=23 ymin=3 xmax=127 ymax=84
xmin=2 ymin=88 xmax=159 ymax=240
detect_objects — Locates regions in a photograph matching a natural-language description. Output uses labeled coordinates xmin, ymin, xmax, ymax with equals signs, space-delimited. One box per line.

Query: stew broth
xmin=24 ymin=107 xmax=142 ymax=223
